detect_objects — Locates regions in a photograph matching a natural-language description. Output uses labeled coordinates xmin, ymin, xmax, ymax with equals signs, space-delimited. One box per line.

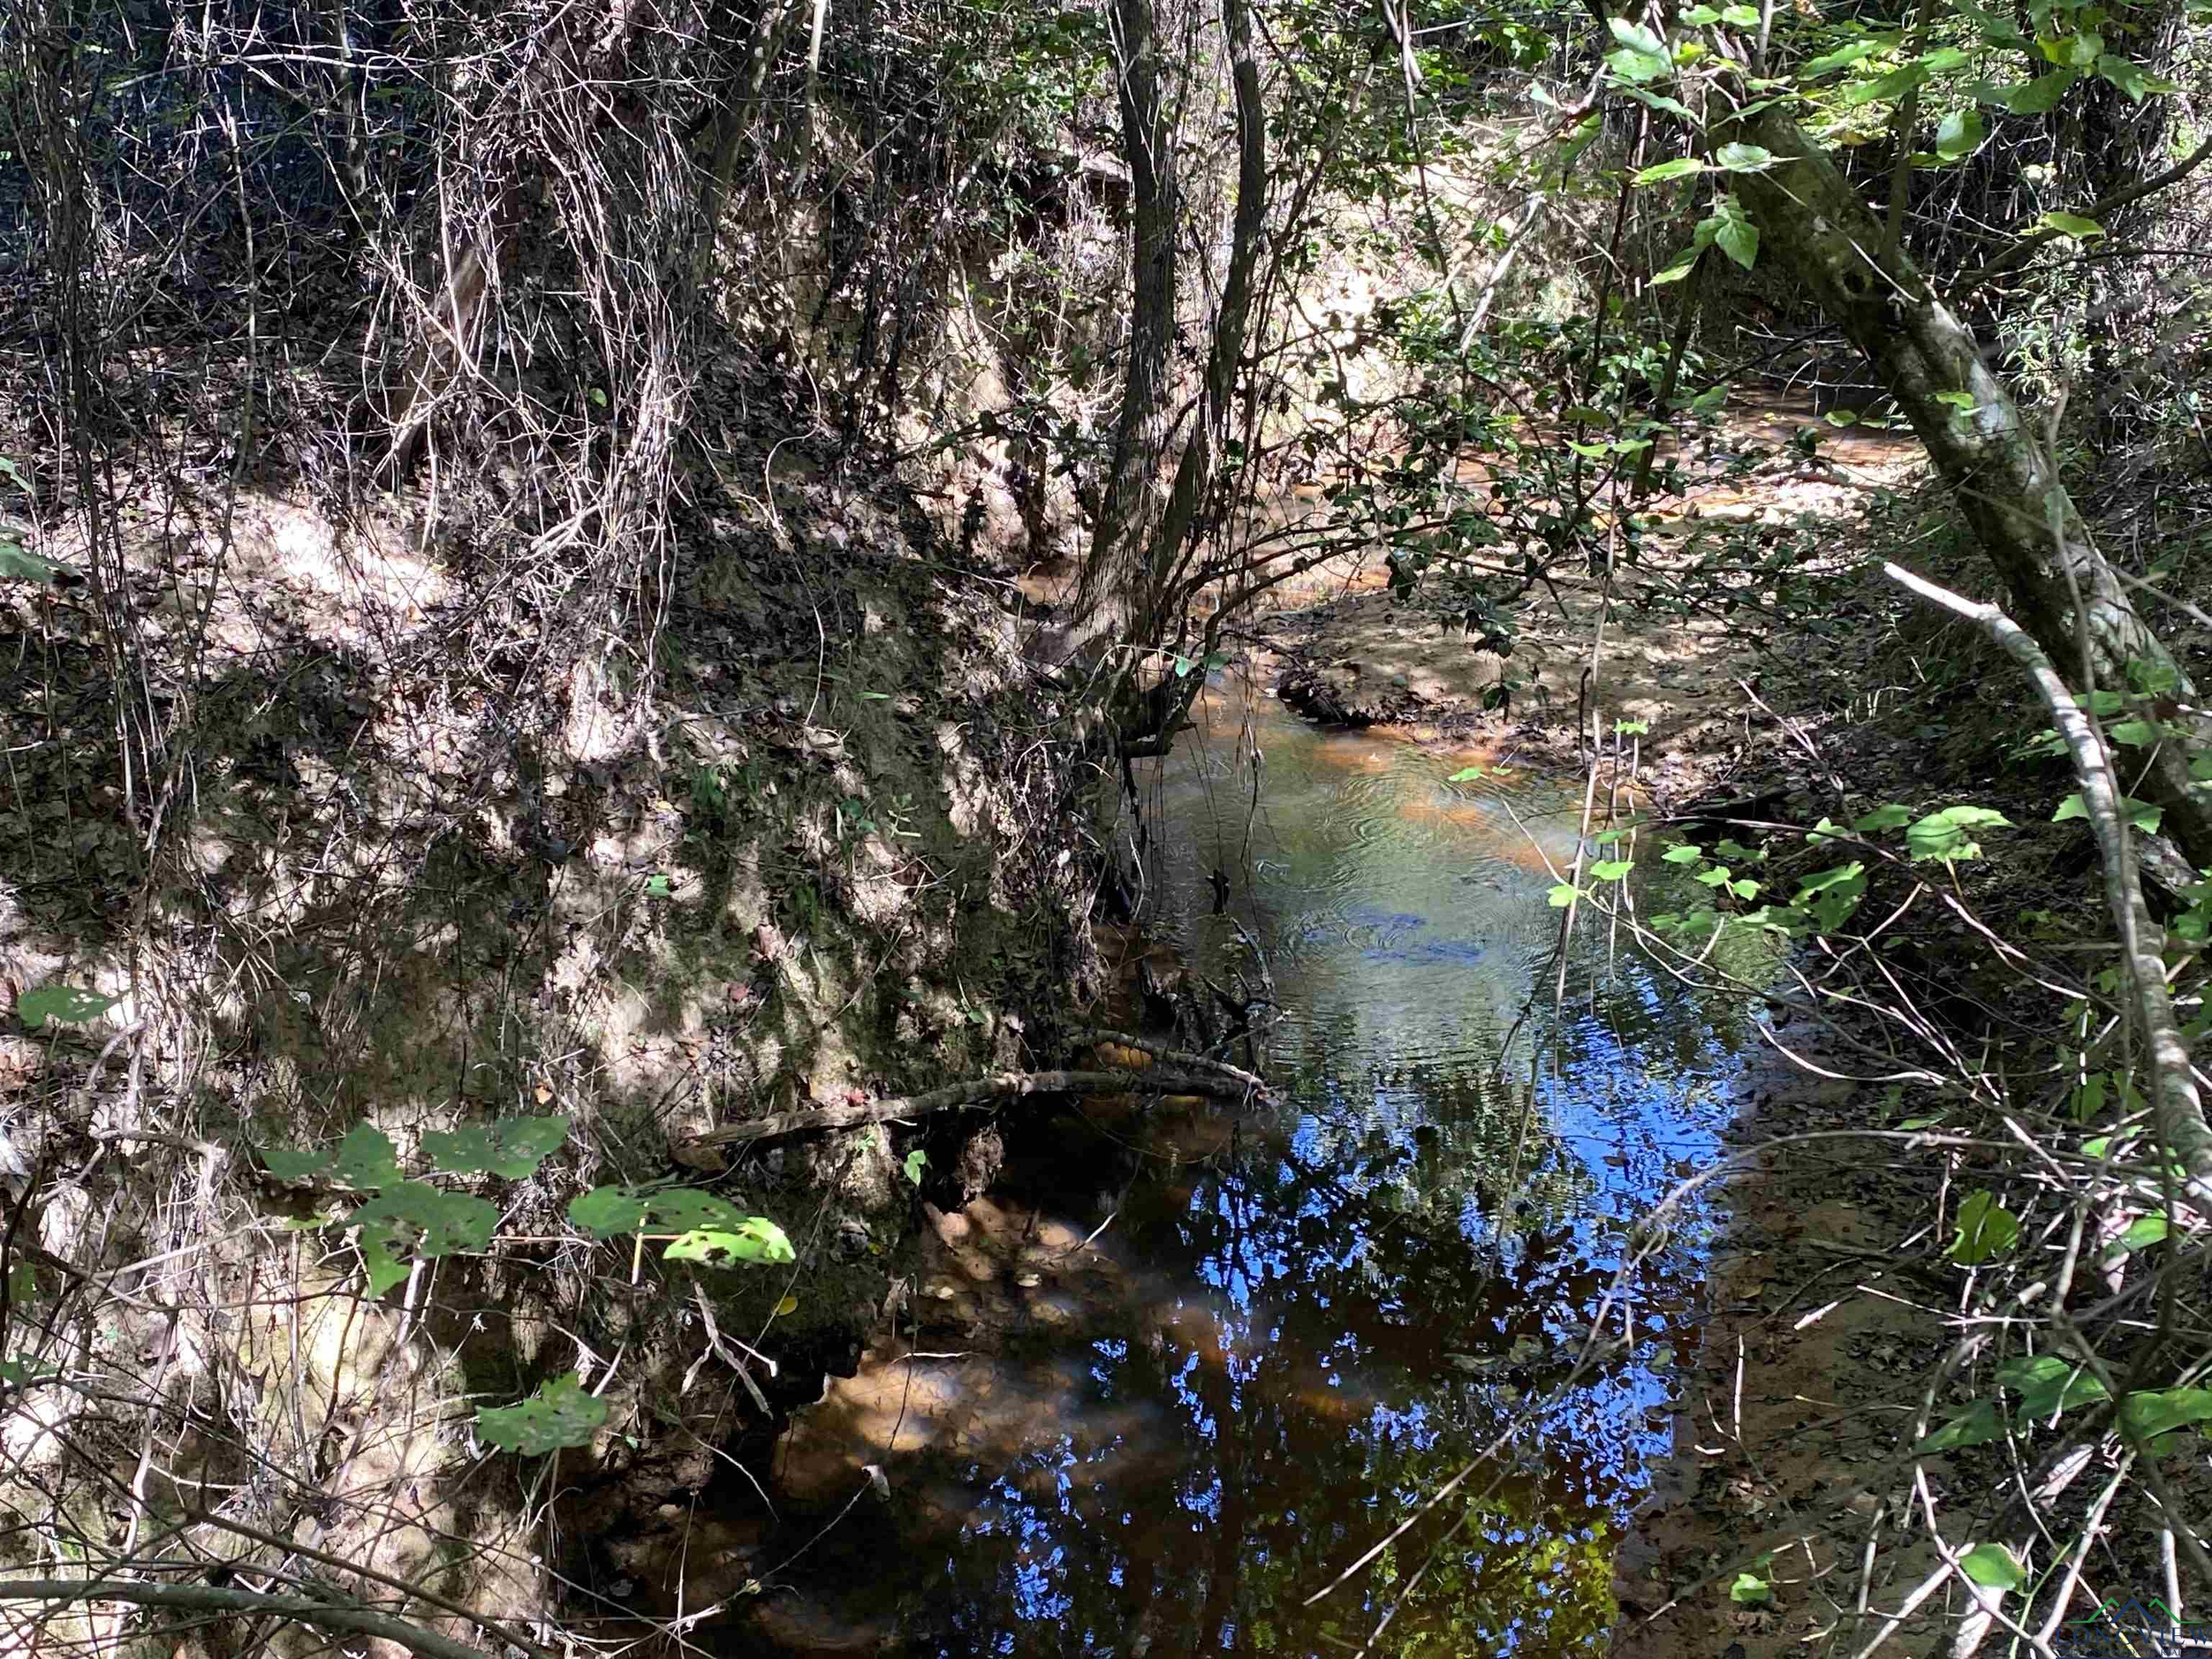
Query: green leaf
xmin=1712 ymin=141 xmax=1772 ymax=171
xmin=567 ymin=1186 xmax=654 ymax=1237
xmin=2094 ymin=53 xmax=2159 ymax=99
xmin=349 ymin=1181 xmax=498 ymax=1259
xmin=2053 ymin=793 xmax=2161 ymax=834
xmin=423 ymin=1116 xmax=570 ymax=1181
xmin=2104 ymin=1213 xmax=2168 ymax=1256
xmin=1997 ymin=1353 xmax=2108 ymax=1418
xmin=567 ymin=1184 xmax=749 ymax=1239
xmin=1934 ymin=107 xmax=1985 ymax=161
xmin=903 ymin=1148 xmax=928 ymax=1187
xmin=1720 ymin=3 xmax=1761 ymax=22
xmin=1591 ymin=860 xmax=1635 ymax=881
xmin=1607 ymin=16 xmax=1668 ymax=56
xmin=331 ymin=1124 xmax=408 ymax=1189
xmin=1714 ymin=212 xmax=1759 ymax=271
xmin=664 ymin=1217 xmax=796 ymax=1267
xmin=1803 ymin=36 xmax=1884 ymax=76
xmin=1916 ymin=1399 xmax=2002 ymax=1453
xmin=1853 ymin=804 xmax=1912 ymax=832
xmin=1547 ymin=884 xmax=1580 ymax=907
xmin=1947 ymin=1190 xmax=2020 ymax=1264
xmin=2037 ymin=210 xmax=2106 ymax=240
xmin=645 ymin=873 xmax=673 ymax=897
xmin=1935 ymin=390 xmax=1977 ymax=412
xmin=1960 ymin=1544 xmax=2026 ymax=1588
xmin=1843 ymin=62 xmax=1929 ymax=105
xmin=477 ymin=1372 xmax=608 ymax=1455
xmin=1661 ymin=844 xmax=1704 ymax=865
xmin=17 ymin=985 xmax=120 ymax=1029
xmin=1905 ymin=805 xmax=2012 ymax=864
xmin=1606 ymin=44 xmax=1672 ymax=83
xmin=1729 ymin=1572 xmax=1772 ymax=1606
xmin=263 ymin=1123 xmax=406 ymax=1190
xmin=1449 ymin=765 xmax=1490 ymax=781
xmin=2107 ymin=719 xmax=2159 ymax=747
xmin=0 ymin=542 xmax=61 ymax=584
xmin=1678 ymin=4 xmax=1720 ymax=20
xmin=1795 ymin=863 xmax=1867 ymax=931
xmin=1635 ymin=157 xmax=1707 ymax=184
xmin=2120 ymin=1388 xmax=2212 ymax=1442
xmin=1987 ymin=69 xmax=2076 ymax=112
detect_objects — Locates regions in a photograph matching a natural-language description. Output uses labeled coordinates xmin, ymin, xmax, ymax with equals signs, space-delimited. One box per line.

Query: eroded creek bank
xmin=626 ymin=670 xmax=1782 ymax=1656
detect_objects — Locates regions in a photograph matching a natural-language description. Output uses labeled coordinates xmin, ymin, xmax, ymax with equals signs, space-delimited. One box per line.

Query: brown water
xmin=745 ymin=673 xmax=1762 ymax=1656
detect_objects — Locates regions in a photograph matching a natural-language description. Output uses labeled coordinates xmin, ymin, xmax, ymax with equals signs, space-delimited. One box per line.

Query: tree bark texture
xmin=1068 ymin=0 xmax=1179 ymax=662
xmin=1726 ymin=101 xmax=2212 ymax=867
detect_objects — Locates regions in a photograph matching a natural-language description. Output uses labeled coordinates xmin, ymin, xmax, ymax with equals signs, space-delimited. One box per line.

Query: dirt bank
xmin=0 ymin=425 xmax=1114 ymax=1647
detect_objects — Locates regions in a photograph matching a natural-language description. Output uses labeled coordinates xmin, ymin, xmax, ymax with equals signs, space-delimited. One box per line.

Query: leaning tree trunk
xmin=1064 ymin=0 xmax=1178 ymax=665
xmin=1724 ymin=100 xmax=2212 ymax=869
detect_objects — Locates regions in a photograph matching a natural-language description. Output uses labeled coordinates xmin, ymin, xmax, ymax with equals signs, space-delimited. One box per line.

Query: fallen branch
xmin=0 ymin=1581 xmax=500 ymax=1659
xmin=1885 ymin=561 xmax=2212 ymax=1202
xmin=1066 ymin=1028 xmax=1268 ymax=1092
xmin=689 ymin=1067 xmax=1262 ymax=1148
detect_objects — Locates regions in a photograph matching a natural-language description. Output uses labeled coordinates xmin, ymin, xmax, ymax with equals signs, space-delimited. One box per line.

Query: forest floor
xmin=1245 ymin=397 xmax=2152 ymax=1657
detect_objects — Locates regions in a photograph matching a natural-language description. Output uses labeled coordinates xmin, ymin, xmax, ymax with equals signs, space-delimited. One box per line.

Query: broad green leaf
xmin=1960 ymin=1544 xmax=2025 ymax=1588
xmin=1905 ymin=805 xmax=2012 ymax=863
xmin=1853 ymin=804 xmax=1912 ymax=832
xmin=1795 ymin=863 xmax=1866 ymax=931
xmin=2104 ymin=1213 xmax=2168 ymax=1256
xmin=1997 ymin=1353 xmax=2108 ymax=1418
xmin=2037 ymin=210 xmax=2105 ymax=240
xmin=2107 ymin=719 xmax=2159 ymax=747
xmin=1803 ymin=37 xmax=1884 ymax=76
xmin=1729 ymin=1572 xmax=1772 ymax=1605
xmin=1678 ymin=4 xmax=1719 ymax=20
xmin=349 ymin=1181 xmax=498 ymax=1260
xmin=1606 ymin=44 xmax=1672 ymax=83
xmin=567 ymin=1184 xmax=748 ymax=1239
xmin=903 ymin=1148 xmax=929 ymax=1186
xmin=1449 ymin=765 xmax=1490 ymax=781
xmin=0 ymin=543 xmax=61 ymax=584
xmin=1935 ymin=390 xmax=1977 ymax=412
xmin=1987 ymin=70 xmax=2076 ymax=113
xmin=1714 ymin=213 xmax=1759 ymax=270
xmin=2120 ymin=1388 xmax=2212 ymax=1442
xmin=1720 ymin=3 xmax=1761 ymax=22
xmin=1948 ymin=1190 xmax=2020 ymax=1264
xmin=1547 ymin=883 xmax=1580 ymax=907
xmin=1661 ymin=843 xmax=1704 ymax=865
xmin=1934 ymin=107 xmax=1985 ymax=161
xmin=477 ymin=1372 xmax=608 ymax=1455
xmin=1916 ymin=1399 xmax=2002 ymax=1453
xmin=262 ymin=1122 xmax=406 ymax=1190
xmin=1650 ymin=250 xmax=1701 ymax=284
xmin=665 ymin=1218 xmax=796 ymax=1267
xmin=1606 ymin=15 xmax=1668 ymax=55
xmin=423 ymin=1115 xmax=570 ymax=1181
xmin=2095 ymin=52 xmax=2149 ymax=98
xmin=567 ymin=1186 xmax=653 ymax=1237
xmin=1713 ymin=141 xmax=1773 ymax=171
xmin=1843 ymin=63 xmax=1929 ymax=105
xmin=2052 ymin=793 xmax=2161 ymax=834
xmin=1635 ymin=157 xmax=1707 ymax=184
xmin=17 ymin=985 xmax=120 ymax=1029
xmin=1591 ymin=860 xmax=1635 ymax=881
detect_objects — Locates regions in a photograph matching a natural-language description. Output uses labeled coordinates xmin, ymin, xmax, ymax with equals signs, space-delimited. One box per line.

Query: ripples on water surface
xmin=760 ymin=675 xmax=1756 ymax=1657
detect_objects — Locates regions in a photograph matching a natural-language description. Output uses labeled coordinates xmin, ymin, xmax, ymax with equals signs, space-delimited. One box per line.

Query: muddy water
xmin=753 ymin=675 xmax=1752 ymax=1656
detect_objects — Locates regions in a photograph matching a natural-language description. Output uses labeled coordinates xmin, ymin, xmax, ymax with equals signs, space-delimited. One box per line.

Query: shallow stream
xmin=754 ymin=673 xmax=1754 ymax=1655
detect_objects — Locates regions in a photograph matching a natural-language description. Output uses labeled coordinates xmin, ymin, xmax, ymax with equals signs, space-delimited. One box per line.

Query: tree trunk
xmin=1725 ymin=101 xmax=2212 ymax=868
xmin=1066 ymin=0 xmax=1178 ymax=663
xmin=1144 ymin=0 xmax=1267 ymax=646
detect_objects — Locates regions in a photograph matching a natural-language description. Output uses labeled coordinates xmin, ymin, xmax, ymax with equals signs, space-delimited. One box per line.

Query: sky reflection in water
xmin=771 ymin=680 xmax=1745 ymax=1657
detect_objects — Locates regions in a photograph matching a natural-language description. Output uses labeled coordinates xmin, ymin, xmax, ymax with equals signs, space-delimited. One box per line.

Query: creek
xmin=748 ymin=669 xmax=1755 ymax=1655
